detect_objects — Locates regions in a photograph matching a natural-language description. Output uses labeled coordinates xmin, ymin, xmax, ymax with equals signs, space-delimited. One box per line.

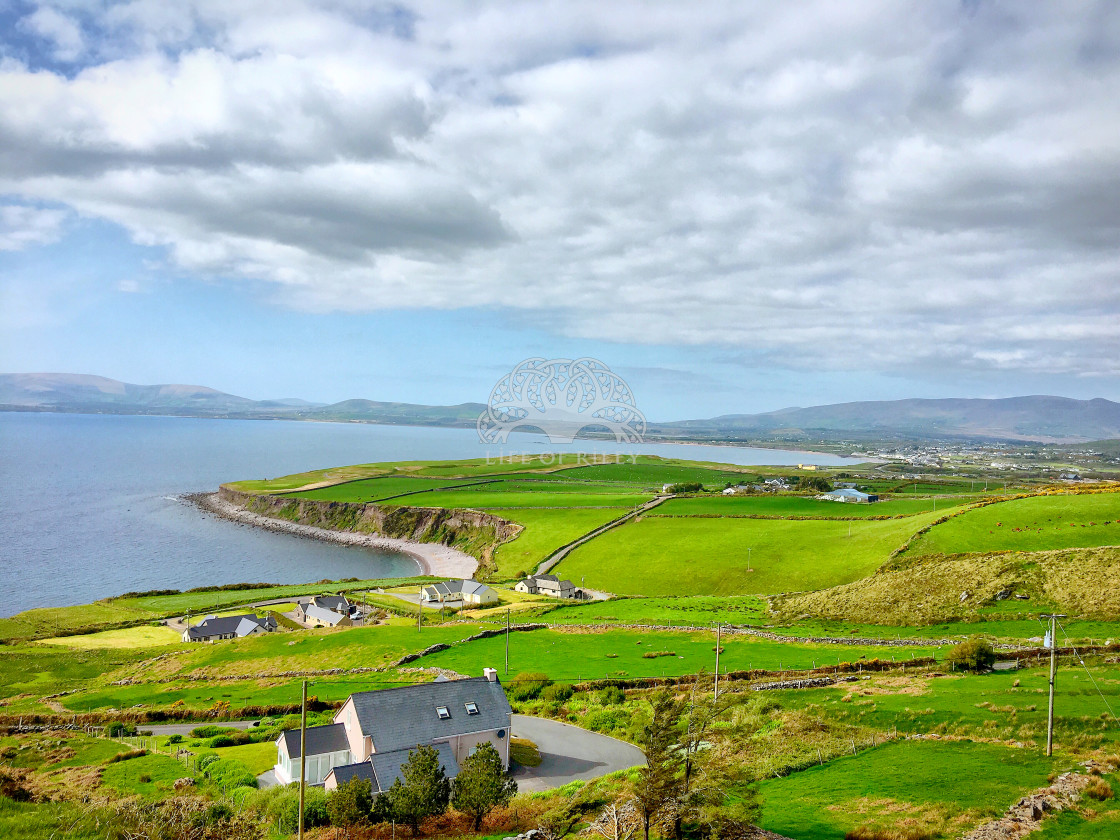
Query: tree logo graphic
xmin=477 ymin=357 xmax=646 ymax=444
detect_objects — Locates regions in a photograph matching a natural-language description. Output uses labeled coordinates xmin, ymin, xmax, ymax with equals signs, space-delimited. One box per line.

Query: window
xmin=436 ymin=705 xmax=451 ymax=720
xmin=464 ymin=702 xmax=479 ymax=715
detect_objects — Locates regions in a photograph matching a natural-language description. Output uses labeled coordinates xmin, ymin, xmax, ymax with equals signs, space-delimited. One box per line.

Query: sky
xmin=0 ymin=0 xmax=1118 ymax=421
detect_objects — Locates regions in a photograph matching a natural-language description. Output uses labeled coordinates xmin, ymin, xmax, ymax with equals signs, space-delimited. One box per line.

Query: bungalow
xmin=182 ymin=613 xmax=277 ymax=643
xmin=274 ymin=668 xmax=511 ymax=789
xmin=295 ymin=595 xmax=354 ymax=628
xmin=818 ymin=488 xmax=879 ymax=504
xmin=515 ymin=574 xmax=589 ymax=600
xmin=421 ymin=580 xmax=499 ymax=607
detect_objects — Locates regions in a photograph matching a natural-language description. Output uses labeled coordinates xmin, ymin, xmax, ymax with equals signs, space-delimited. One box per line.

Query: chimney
xmin=484 ymin=667 xmax=498 ymax=682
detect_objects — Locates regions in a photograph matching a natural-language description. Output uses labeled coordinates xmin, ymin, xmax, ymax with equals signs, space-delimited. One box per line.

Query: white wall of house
xmin=275 ymin=741 xmax=352 ymax=786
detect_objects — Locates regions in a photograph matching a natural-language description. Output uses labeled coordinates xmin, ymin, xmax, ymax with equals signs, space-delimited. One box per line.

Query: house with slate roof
xmin=273 ymin=668 xmax=512 ymax=789
xmin=515 ymin=574 xmax=588 ymax=600
xmin=420 ymin=579 xmax=499 ymax=607
xmin=182 ymin=613 xmax=277 ymax=643
xmin=295 ymin=595 xmax=354 ymax=628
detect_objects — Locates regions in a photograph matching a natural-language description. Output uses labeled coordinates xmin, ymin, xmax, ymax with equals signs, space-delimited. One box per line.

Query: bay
xmin=0 ymin=411 xmax=860 ymax=616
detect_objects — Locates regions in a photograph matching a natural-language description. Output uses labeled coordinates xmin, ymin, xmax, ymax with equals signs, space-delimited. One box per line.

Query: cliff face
xmin=217 ymin=487 xmax=520 ymax=578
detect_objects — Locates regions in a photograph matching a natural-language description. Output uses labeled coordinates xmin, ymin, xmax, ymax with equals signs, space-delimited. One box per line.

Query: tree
xmin=944 ymin=636 xmax=997 ymax=672
xmin=451 ymin=742 xmax=517 ymax=830
xmin=327 ymin=777 xmax=375 ymax=828
xmin=633 ymin=691 xmax=683 ymax=840
xmin=795 ymin=476 xmax=832 ymax=493
xmin=384 ymin=744 xmax=451 ymax=834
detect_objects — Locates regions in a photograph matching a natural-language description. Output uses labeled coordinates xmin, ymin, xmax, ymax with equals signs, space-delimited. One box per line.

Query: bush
xmin=666 ymin=482 xmax=703 ymax=494
xmin=944 ymin=637 xmax=997 ymax=672
xmin=196 ymin=753 xmax=220 ymax=772
xmin=508 ymin=672 xmax=553 ymax=701
xmin=190 ymin=725 xmax=232 ymax=738
xmin=599 ymin=685 xmax=625 ymax=705
xmin=137 ymin=774 xmax=151 ymax=783
xmin=327 ymin=777 xmax=375 ymax=827
xmin=204 ymin=757 xmax=258 ymax=792
xmin=104 ymin=749 xmax=147 ymax=764
xmin=1085 ymin=777 xmax=1114 ymax=801
xmin=541 ymin=683 xmax=573 ymax=703
xmin=166 ymin=734 xmax=183 ymax=745
xmin=106 ymin=722 xmax=137 ymax=738
xmin=796 ymin=476 xmax=833 ymax=493
xmin=208 ymin=735 xmax=237 ymax=748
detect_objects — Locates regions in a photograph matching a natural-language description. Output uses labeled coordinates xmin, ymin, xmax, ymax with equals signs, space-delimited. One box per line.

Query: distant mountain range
xmin=3 ymin=373 xmax=1119 ymax=444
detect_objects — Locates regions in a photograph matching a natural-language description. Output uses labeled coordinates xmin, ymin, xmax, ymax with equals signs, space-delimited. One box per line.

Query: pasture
xmin=36 ymin=624 xmax=182 ymax=649
xmin=656 ymin=494 xmax=977 ymax=518
xmin=907 ymin=491 xmax=1120 ymax=556
xmin=758 ymin=739 xmax=1061 ymax=840
xmin=491 ymin=507 xmax=632 ymax=577
xmin=419 ymin=627 xmax=941 ymax=682
xmin=555 ymin=510 xmax=945 ymax=596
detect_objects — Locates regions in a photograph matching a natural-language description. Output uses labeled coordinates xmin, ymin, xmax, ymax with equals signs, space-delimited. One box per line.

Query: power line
xmin=1057 ymin=619 xmax=1118 ymax=724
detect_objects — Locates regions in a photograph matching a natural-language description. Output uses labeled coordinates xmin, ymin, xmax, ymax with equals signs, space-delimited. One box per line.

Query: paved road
xmin=511 ymin=714 xmax=644 ymax=792
xmin=143 ymin=720 xmax=260 ymax=737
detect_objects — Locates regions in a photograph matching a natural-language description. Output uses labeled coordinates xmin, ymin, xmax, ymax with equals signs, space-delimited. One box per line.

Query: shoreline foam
xmin=188 ymin=492 xmax=479 ymax=580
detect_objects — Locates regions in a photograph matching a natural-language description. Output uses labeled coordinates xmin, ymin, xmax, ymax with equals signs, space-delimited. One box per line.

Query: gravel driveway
xmin=511 ymin=714 xmax=645 ymax=792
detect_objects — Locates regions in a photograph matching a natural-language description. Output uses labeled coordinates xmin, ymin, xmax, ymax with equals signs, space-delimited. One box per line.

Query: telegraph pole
xmin=714 ymin=623 xmax=722 ymax=699
xmin=505 ymin=608 xmax=510 ymax=675
xmin=298 ymin=679 xmax=308 ymax=840
xmin=418 ymin=586 xmax=423 ymax=633
xmin=1043 ymin=614 xmax=1066 ymax=757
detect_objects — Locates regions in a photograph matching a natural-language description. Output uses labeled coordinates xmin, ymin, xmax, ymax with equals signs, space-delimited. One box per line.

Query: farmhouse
xmin=819 ymin=488 xmax=879 ymax=504
xmin=421 ymin=579 xmax=499 ymax=606
xmin=295 ymin=595 xmax=354 ymax=627
xmin=273 ymin=669 xmax=512 ymax=789
xmin=182 ymin=613 xmax=277 ymax=643
xmin=515 ymin=574 xmax=589 ymax=600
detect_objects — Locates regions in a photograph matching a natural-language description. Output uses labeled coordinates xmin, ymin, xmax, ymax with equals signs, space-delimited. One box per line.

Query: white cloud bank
xmin=2 ymin=0 xmax=1119 ymax=376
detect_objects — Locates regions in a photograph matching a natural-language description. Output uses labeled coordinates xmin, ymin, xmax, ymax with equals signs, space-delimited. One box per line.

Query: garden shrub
xmin=508 ymin=672 xmax=553 ymax=701
xmin=541 ymin=683 xmax=573 ymax=702
xmin=944 ymin=637 xmax=997 ymax=672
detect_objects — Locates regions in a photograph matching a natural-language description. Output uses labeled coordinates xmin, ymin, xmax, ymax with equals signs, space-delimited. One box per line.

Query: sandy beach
xmin=190 ymin=492 xmax=479 ymax=579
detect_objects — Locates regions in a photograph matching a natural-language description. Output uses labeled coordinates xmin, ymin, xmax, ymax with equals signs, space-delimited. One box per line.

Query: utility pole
xmin=298 ymin=680 xmax=308 ymax=840
xmin=1043 ymin=614 xmax=1066 ymax=757
xmin=714 ymin=623 xmax=722 ymax=699
xmin=747 ymin=548 xmax=752 ymax=573
xmin=505 ymin=608 xmax=510 ymax=675
xmin=418 ymin=586 xmax=423 ymax=633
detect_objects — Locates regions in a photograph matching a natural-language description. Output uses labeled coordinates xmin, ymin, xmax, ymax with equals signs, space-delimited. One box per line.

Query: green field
xmin=555 ymin=510 xmax=946 ymax=596
xmin=287 ymin=475 xmax=490 ymax=502
xmin=759 ymin=739 xmax=1061 ymax=839
xmin=772 ymin=662 xmax=1120 ymax=747
xmin=491 ymin=507 xmax=631 ymax=577
xmin=36 ymin=624 xmax=183 ymax=649
xmin=532 ymin=595 xmax=770 ymax=626
xmin=420 ymin=627 xmax=940 ymax=682
xmin=907 ymin=492 xmax=1120 ymax=556
xmin=655 ymin=494 xmax=977 ymax=518
xmin=388 ymin=488 xmax=652 ymax=510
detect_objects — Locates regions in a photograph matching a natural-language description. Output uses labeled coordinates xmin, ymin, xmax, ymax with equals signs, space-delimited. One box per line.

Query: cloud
xmin=0 ymin=204 xmax=67 ymax=250
xmin=0 ymin=1 xmax=1118 ymax=378
xmin=20 ymin=6 xmax=85 ymax=62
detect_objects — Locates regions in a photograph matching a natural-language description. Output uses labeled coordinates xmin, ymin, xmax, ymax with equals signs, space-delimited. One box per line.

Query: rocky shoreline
xmin=187 ymin=492 xmax=479 ymax=579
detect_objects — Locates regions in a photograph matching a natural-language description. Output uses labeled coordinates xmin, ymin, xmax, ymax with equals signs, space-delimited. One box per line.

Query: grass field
xmin=100 ymin=752 xmax=193 ymax=797
xmin=555 ymin=510 xmax=946 ymax=596
xmin=287 ymin=476 xmax=488 ymax=502
xmin=419 ymin=627 xmax=940 ymax=682
xmin=530 ymin=595 xmax=770 ymax=626
xmin=772 ymin=662 xmax=1120 ymax=747
xmin=907 ymin=492 xmax=1120 ymax=556
xmin=36 ymin=624 xmax=182 ymax=649
xmin=656 ymin=495 xmax=977 ymax=518
xmin=491 ymin=507 xmax=632 ymax=577
xmin=388 ymin=488 xmax=652 ymax=510
xmin=758 ymin=739 xmax=1062 ymax=839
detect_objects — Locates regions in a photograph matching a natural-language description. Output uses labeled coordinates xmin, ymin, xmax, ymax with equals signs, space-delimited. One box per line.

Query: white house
xmin=182 ymin=613 xmax=277 ymax=643
xmin=420 ymin=580 xmax=499 ymax=606
xmin=274 ymin=669 xmax=512 ymax=789
xmin=295 ymin=595 xmax=354 ymax=627
xmin=515 ymin=574 xmax=588 ymax=600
